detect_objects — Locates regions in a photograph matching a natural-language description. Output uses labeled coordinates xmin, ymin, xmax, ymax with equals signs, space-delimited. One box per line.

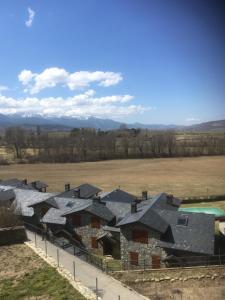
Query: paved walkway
xmin=26 ymin=230 xmax=148 ymax=300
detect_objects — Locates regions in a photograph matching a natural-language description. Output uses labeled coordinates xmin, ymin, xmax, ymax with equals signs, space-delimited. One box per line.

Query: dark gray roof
xmin=57 ymin=183 xmax=101 ymax=199
xmin=117 ymin=201 xmax=169 ymax=234
xmin=0 ymin=188 xmax=15 ymax=202
xmin=105 ymin=201 xmax=131 ymax=222
xmin=156 ymin=210 xmax=215 ymax=255
xmin=139 ymin=193 xmax=181 ymax=211
xmin=41 ymin=198 xmax=114 ymax=224
xmin=0 ymin=178 xmax=34 ymax=190
xmin=62 ymin=200 xmax=114 ymax=222
xmin=100 ymin=189 xmax=136 ymax=203
xmin=86 ymin=202 xmax=115 ymax=222
xmin=28 ymin=196 xmax=58 ymax=209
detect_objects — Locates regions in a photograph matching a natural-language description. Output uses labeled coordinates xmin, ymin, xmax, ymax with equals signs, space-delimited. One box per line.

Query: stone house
xmin=117 ymin=193 xmax=215 ymax=268
xmin=62 ymin=200 xmax=115 ymax=255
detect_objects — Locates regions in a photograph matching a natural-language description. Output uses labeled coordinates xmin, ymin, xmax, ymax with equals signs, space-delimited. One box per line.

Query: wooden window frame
xmin=91 ymin=237 xmax=98 ymax=249
xmin=129 ymin=251 xmax=139 ymax=266
xmin=132 ymin=229 xmax=148 ymax=244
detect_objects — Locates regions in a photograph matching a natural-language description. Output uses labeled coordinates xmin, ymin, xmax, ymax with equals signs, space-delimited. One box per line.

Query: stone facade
xmin=69 ymin=211 xmax=108 ymax=255
xmin=120 ymin=223 xmax=167 ymax=269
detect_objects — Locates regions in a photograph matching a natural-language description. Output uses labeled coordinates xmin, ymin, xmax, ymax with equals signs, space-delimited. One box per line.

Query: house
xmin=0 ymin=184 xmax=56 ymax=225
xmin=57 ymin=183 xmax=102 ymax=199
xmin=117 ymin=193 xmax=215 ymax=268
xmin=0 ymin=178 xmax=48 ymax=192
xmin=100 ymin=189 xmax=137 ymax=222
xmin=0 ymin=178 xmax=34 ymax=190
xmin=61 ymin=199 xmax=115 ymax=255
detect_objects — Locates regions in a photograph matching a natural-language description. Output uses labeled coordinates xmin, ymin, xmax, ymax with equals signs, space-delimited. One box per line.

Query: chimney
xmin=65 ymin=183 xmax=70 ymax=191
xmin=23 ymin=179 xmax=27 ymax=185
xmin=131 ymin=202 xmax=137 ymax=214
xmin=142 ymin=191 xmax=148 ymax=200
xmin=31 ymin=181 xmax=37 ymax=189
xmin=167 ymin=194 xmax=174 ymax=204
xmin=73 ymin=188 xmax=80 ymax=198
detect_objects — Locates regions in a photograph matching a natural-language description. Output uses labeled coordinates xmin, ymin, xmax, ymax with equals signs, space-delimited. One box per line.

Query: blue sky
xmin=0 ymin=0 xmax=224 ymax=125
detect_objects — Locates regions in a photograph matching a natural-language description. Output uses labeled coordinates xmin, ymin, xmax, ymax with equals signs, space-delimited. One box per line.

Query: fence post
xmin=96 ymin=277 xmax=98 ymax=300
xmin=118 ymin=296 xmax=121 ymax=300
xmin=73 ymin=261 xmax=76 ymax=281
xmin=74 ymin=246 xmax=76 ymax=256
xmin=34 ymin=232 xmax=37 ymax=247
xmin=45 ymin=239 xmax=47 ymax=258
xmin=57 ymin=248 xmax=59 ymax=267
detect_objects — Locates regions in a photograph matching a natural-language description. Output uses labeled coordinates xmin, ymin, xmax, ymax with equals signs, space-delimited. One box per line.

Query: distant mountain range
xmin=0 ymin=114 xmax=224 ymax=132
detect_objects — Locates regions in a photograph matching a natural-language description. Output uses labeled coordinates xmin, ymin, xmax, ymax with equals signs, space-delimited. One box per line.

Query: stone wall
xmin=0 ymin=226 xmax=27 ymax=245
xmin=120 ymin=223 xmax=166 ymax=269
xmin=71 ymin=212 xmax=108 ymax=255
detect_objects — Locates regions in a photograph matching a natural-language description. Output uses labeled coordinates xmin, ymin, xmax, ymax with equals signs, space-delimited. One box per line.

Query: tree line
xmin=1 ymin=126 xmax=225 ymax=163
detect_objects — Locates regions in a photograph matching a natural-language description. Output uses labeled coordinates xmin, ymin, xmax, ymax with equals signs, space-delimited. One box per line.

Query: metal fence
xmin=24 ymin=222 xmax=225 ymax=274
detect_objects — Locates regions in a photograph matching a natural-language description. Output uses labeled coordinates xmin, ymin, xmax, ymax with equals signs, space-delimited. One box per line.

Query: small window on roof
xmin=66 ymin=201 xmax=74 ymax=208
xmin=177 ymin=215 xmax=188 ymax=226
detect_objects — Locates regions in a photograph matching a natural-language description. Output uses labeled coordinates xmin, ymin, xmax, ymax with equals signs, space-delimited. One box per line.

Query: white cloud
xmin=18 ymin=67 xmax=123 ymax=94
xmin=18 ymin=70 xmax=35 ymax=85
xmin=0 ymin=85 xmax=9 ymax=93
xmin=25 ymin=7 xmax=35 ymax=27
xmin=0 ymin=91 xmax=150 ymax=118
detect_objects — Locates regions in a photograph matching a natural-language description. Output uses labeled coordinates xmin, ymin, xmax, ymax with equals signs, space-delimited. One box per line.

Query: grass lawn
xmin=0 ymin=244 xmax=86 ymax=300
xmin=0 ymin=156 xmax=225 ymax=198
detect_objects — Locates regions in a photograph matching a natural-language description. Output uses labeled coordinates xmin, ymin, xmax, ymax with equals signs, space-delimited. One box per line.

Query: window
xmin=91 ymin=216 xmax=100 ymax=228
xmin=91 ymin=237 xmax=98 ymax=249
xmin=72 ymin=214 xmax=81 ymax=226
xmin=129 ymin=252 xmax=138 ymax=265
xmin=152 ymin=255 xmax=161 ymax=269
xmin=132 ymin=229 xmax=148 ymax=244
xmin=177 ymin=215 xmax=188 ymax=226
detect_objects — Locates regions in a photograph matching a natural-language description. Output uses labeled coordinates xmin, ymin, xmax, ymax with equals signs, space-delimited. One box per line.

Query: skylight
xmin=177 ymin=215 xmax=188 ymax=226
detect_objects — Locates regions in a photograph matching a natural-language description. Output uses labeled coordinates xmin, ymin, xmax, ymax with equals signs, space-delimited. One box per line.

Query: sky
xmin=0 ymin=0 xmax=224 ymax=125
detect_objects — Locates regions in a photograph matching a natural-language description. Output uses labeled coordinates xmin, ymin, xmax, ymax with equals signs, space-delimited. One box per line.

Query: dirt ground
xmin=0 ymin=243 xmax=44 ymax=280
xmin=0 ymin=156 xmax=225 ymax=197
xmin=113 ymin=267 xmax=225 ymax=300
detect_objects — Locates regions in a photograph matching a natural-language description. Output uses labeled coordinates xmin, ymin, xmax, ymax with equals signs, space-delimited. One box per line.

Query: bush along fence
xmin=24 ymin=222 xmax=225 ymax=273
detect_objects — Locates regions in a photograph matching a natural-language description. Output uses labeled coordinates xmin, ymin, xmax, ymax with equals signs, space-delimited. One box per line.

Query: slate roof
xmin=117 ymin=201 xmax=169 ymax=234
xmin=0 ymin=188 xmax=16 ymax=202
xmin=100 ymin=189 xmax=136 ymax=203
xmin=139 ymin=193 xmax=181 ymax=211
xmin=1 ymin=186 xmax=57 ymax=217
xmin=41 ymin=208 xmax=67 ymax=225
xmin=40 ymin=197 xmax=114 ymax=224
xmin=156 ymin=210 xmax=215 ymax=255
xmin=105 ymin=201 xmax=132 ymax=222
xmin=117 ymin=192 xmax=214 ymax=255
xmin=0 ymin=178 xmax=34 ymax=190
xmin=62 ymin=200 xmax=115 ymax=222
xmin=57 ymin=183 xmax=102 ymax=199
